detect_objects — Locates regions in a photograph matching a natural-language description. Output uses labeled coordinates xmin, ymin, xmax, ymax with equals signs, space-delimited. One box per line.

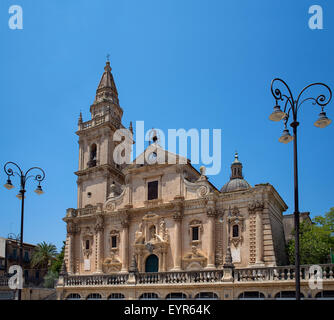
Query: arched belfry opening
xmin=88 ymin=143 xmax=97 ymax=167
xmin=145 ymin=254 xmax=159 ymax=272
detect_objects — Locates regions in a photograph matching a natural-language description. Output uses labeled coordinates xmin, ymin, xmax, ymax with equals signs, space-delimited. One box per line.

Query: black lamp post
xmin=3 ymin=162 xmax=45 ymax=300
xmin=269 ymin=78 xmax=332 ymax=300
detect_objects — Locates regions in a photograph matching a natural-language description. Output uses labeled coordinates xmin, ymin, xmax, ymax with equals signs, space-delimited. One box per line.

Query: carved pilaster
xmin=94 ymin=215 xmax=104 ymax=273
xmin=172 ymin=203 xmax=183 ymax=271
xmin=120 ymin=211 xmax=129 ymax=272
xmin=66 ymin=220 xmax=80 ymax=274
xmin=206 ymin=207 xmax=216 ymax=269
xmin=248 ymin=201 xmax=264 ymax=265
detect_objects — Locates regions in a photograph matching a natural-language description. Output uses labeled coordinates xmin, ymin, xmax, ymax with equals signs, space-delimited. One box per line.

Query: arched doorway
xmin=145 ymin=254 xmax=159 ymax=272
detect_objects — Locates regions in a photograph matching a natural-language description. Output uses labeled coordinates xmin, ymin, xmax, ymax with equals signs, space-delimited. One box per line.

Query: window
xmin=85 ymin=240 xmax=90 ymax=250
xmin=232 ymin=225 xmax=239 ymax=238
xmin=148 ymin=181 xmax=158 ymax=200
xmin=111 ymin=236 xmax=117 ymax=248
xmin=192 ymin=226 xmax=199 ymax=241
xmin=275 ymin=291 xmax=304 ymax=300
xmin=108 ymin=293 xmax=125 ymax=300
xmin=139 ymin=293 xmax=159 ymax=300
xmin=66 ymin=293 xmax=81 ymax=300
xmin=166 ymin=293 xmax=187 ymax=300
xmin=35 ymin=271 xmax=40 ymax=280
xmin=24 ymin=270 xmax=29 ymax=281
xmin=315 ymin=291 xmax=334 ymax=300
xmin=12 ymin=249 xmax=17 ymax=259
xmin=195 ymin=292 xmax=218 ymax=300
xmin=24 ymin=251 xmax=29 ymax=262
xmin=189 ymin=220 xmax=202 ymax=244
xmin=86 ymin=293 xmax=102 ymax=300
xmin=238 ymin=291 xmax=265 ymax=300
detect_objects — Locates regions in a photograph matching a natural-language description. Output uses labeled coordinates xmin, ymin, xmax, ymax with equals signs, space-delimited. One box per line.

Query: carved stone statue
xmin=135 ymin=223 xmax=145 ymax=244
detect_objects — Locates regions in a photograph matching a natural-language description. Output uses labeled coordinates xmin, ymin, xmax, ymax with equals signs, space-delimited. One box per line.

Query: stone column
xmin=94 ymin=215 xmax=104 ymax=273
xmin=172 ymin=214 xmax=182 ymax=271
xmin=137 ymin=251 xmax=142 ymax=272
xmin=206 ymin=208 xmax=216 ymax=269
xmin=66 ymin=220 xmax=78 ymax=274
xmin=67 ymin=234 xmax=74 ymax=274
xmin=162 ymin=251 xmax=166 ymax=272
xmin=121 ymin=220 xmax=129 ymax=272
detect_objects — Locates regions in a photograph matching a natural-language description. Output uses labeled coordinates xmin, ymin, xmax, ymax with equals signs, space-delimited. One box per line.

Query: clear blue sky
xmin=0 ymin=0 xmax=333 ymax=251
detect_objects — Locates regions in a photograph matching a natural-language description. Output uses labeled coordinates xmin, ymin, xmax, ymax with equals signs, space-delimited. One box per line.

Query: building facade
xmin=56 ymin=61 xmax=334 ymax=300
xmin=0 ymin=236 xmax=47 ymax=300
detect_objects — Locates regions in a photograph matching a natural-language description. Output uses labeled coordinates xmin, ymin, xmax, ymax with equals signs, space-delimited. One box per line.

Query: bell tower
xmin=75 ymin=60 xmax=126 ymax=208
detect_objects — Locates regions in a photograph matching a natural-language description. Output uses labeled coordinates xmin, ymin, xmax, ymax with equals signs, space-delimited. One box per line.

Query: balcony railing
xmin=60 ymin=264 xmax=334 ymax=287
xmin=233 ymin=264 xmax=334 ymax=282
xmin=78 ymin=114 xmax=121 ymax=131
xmin=64 ymin=274 xmax=129 ymax=287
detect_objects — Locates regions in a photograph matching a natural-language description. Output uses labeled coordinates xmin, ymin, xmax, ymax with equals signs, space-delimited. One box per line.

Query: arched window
xmin=315 ymin=291 xmax=334 ymax=300
xmin=232 ymin=225 xmax=239 ymax=238
xmin=139 ymin=293 xmax=159 ymax=300
xmin=86 ymin=293 xmax=102 ymax=300
xmin=88 ymin=144 xmax=97 ymax=167
xmin=66 ymin=293 xmax=81 ymax=300
xmin=145 ymin=254 xmax=159 ymax=272
xmin=166 ymin=293 xmax=187 ymax=300
xmin=108 ymin=293 xmax=125 ymax=300
xmin=275 ymin=291 xmax=304 ymax=300
xmin=195 ymin=292 xmax=218 ymax=300
xmin=85 ymin=240 xmax=90 ymax=250
xmin=238 ymin=291 xmax=265 ymax=300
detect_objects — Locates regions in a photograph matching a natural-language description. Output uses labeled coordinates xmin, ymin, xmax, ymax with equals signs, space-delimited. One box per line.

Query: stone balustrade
xmin=64 ymin=274 xmax=128 ymax=287
xmin=59 ymin=264 xmax=334 ymax=288
xmin=78 ymin=114 xmax=121 ymax=131
xmin=76 ymin=206 xmax=98 ymax=217
xmin=137 ymin=270 xmax=223 ymax=285
xmin=233 ymin=264 xmax=334 ymax=282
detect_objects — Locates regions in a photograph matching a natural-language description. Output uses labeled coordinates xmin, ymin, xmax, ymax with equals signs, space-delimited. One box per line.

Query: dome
xmin=220 ymin=178 xmax=250 ymax=193
xmin=220 ymin=152 xmax=251 ymax=193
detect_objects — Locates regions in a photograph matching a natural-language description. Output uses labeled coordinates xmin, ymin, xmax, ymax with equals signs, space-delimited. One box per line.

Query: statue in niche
xmin=135 ymin=223 xmax=145 ymax=244
xmin=159 ymin=219 xmax=168 ymax=241
xmin=149 ymin=225 xmax=156 ymax=241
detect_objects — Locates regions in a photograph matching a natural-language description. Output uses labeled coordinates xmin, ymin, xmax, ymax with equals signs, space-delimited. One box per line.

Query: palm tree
xmin=31 ymin=242 xmax=58 ymax=269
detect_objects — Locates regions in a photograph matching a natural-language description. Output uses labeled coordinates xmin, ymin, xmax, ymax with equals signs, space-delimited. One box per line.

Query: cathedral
xmin=56 ymin=60 xmax=334 ymax=300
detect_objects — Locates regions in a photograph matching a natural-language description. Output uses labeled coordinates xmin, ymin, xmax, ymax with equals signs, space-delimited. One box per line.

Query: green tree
xmin=50 ymin=241 xmax=65 ymax=274
xmin=43 ymin=241 xmax=65 ymax=288
xmin=287 ymin=207 xmax=334 ymax=265
xmin=31 ymin=241 xmax=57 ymax=269
xmin=43 ymin=270 xmax=59 ymax=288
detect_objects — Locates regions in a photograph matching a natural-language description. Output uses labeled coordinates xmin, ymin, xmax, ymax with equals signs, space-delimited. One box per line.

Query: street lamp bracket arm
xmin=296 ymin=82 xmax=332 ymax=111
xmin=4 ymin=162 xmax=24 ymax=178
xmin=24 ymin=167 xmax=46 ymax=183
xmin=271 ymin=78 xmax=295 ymax=110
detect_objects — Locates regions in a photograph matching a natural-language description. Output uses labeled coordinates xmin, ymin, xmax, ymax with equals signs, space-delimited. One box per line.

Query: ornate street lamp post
xmin=269 ymin=78 xmax=332 ymax=300
xmin=3 ymin=162 xmax=45 ymax=300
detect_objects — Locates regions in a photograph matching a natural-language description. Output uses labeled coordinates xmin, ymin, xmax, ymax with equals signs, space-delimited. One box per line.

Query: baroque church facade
xmin=56 ymin=61 xmax=334 ymax=300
